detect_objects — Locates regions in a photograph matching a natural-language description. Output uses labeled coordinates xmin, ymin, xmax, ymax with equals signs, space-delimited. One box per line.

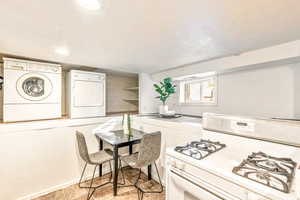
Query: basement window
xmin=179 ymin=76 xmax=217 ymax=105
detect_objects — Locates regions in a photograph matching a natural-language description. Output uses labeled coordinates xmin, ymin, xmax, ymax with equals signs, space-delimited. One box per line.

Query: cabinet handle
xmin=68 ymin=124 xmax=85 ymax=128
xmin=35 ymin=127 xmax=55 ymax=131
xmin=68 ymin=122 xmax=104 ymax=127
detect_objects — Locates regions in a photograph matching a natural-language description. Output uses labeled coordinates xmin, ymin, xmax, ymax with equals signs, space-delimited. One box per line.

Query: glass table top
xmin=95 ymin=129 xmax=145 ymax=146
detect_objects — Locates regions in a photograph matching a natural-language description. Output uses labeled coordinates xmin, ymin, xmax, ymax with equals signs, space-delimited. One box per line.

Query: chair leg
xmin=79 ymin=161 xmax=113 ymax=190
xmin=134 ymin=168 xmax=142 ymax=187
xmin=137 ymin=189 xmax=140 ymax=200
xmin=154 ymin=162 xmax=163 ymax=193
xmin=79 ymin=162 xmax=88 ymax=188
xmin=86 ymin=165 xmax=97 ymax=200
xmin=109 ymin=160 xmax=113 ymax=182
xmin=115 ymin=165 xmax=139 ymax=188
xmin=137 ymin=188 xmax=144 ymax=200
xmin=118 ymin=159 xmax=126 ymax=185
xmin=134 ymin=162 xmax=163 ymax=200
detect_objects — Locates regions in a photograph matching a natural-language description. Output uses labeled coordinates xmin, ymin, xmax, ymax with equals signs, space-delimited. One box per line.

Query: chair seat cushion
xmin=89 ymin=151 xmax=112 ymax=164
xmin=120 ymin=152 xmax=140 ymax=168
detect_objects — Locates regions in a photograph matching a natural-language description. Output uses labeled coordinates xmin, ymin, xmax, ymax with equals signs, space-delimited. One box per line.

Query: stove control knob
xmin=176 ymin=161 xmax=185 ymax=170
xmin=167 ymin=158 xmax=176 ymax=167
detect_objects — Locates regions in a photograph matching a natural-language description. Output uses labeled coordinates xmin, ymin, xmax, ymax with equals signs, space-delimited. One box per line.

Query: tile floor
xmin=33 ymin=167 xmax=165 ymax=200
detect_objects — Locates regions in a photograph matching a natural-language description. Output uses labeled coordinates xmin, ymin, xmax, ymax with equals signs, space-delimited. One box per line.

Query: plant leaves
xmin=153 ymin=84 xmax=160 ymax=89
xmin=163 ymin=77 xmax=172 ymax=84
xmin=154 ymin=77 xmax=176 ymax=103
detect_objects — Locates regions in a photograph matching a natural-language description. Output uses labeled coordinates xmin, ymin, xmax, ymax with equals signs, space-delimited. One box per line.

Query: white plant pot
xmin=159 ymin=105 xmax=168 ymax=114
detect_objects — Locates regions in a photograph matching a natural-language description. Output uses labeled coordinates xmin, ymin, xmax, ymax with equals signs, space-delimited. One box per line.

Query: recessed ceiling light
xmin=55 ymin=47 xmax=70 ymax=56
xmin=77 ymin=0 xmax=101 ymax=10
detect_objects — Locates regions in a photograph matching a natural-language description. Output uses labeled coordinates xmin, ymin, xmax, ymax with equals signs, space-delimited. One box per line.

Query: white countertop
xmin=133 ymin=114 xmax=202 ymax=128
xmin=0 ymin=116 xmax=122 ymax=134
xmin=0 ymin=113 xmax=202 ymax=134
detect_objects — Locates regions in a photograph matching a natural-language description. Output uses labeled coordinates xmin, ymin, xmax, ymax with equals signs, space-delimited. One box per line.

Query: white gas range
xmin=165 ymin=113 xmax=300 ymax=200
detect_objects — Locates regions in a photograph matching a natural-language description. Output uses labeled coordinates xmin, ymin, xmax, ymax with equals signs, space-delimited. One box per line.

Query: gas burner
xmin=233 ymin=152 xmax=297 ymax=193
xmin=174 ymin=139 xmax=226 ymax=160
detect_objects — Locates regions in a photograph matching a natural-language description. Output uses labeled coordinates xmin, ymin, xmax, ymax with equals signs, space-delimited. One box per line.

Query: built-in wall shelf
xmin=124 ymin=87 xmax=139 ymax=91
xmin=123 ymin=86 xmax=139 ymax=105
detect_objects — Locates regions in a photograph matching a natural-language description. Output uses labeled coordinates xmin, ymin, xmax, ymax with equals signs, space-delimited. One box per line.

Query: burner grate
xmin=174 ymin=139 xmax=226 ymax=160
xmin=233 ymin=152 xmax=297 ymax=193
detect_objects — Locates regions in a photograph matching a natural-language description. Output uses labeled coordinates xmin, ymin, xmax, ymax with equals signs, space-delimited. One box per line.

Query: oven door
xmin=167 ymin=168 xmax=241 ymax=200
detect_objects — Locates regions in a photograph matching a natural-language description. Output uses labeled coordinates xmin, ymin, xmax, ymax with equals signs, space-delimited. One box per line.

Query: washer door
xmin=17 ymin=73 xmax=53 ymax=101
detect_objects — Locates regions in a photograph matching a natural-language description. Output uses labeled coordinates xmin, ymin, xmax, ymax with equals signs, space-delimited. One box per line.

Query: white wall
xmin=0 ymin=63 xmax=3 ymax=119
xmin=167 ymin=64 xmax=295 ymax=118
xmin=149 ymin=41 xmax=300 ymax=118
xmin=139 ymin=73 xmax=159 ymax=114
xmin=293 ymin=64 xmax=300 ymax=118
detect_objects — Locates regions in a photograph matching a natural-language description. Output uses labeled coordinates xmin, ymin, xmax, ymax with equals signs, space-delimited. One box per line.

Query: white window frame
xmin=179 ymin=76 xmax=218 ymax=106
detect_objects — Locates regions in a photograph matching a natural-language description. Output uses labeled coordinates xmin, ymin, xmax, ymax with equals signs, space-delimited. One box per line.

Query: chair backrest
xmin=76 ymin=131 xmax=91 ymax=164
xmin=137 ymin=131 xmax=161 ymax=167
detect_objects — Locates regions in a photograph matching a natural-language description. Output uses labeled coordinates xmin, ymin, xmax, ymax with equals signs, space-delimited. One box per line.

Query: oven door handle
xmin=170 ymin=169 xmax=241 ymax=200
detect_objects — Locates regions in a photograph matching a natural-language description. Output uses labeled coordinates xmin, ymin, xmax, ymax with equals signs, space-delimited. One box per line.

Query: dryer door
xmin=17 ymin=73 xmax=53 ymax=101
xmin=73 ymin=80 xmax=104 ymax=107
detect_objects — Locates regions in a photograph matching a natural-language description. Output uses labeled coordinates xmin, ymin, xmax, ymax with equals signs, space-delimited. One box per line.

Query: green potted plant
xmin=153 ymin=77 xmax=176 ymax=114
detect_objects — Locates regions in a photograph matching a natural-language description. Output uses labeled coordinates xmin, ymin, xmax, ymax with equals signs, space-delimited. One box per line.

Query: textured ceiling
xmin=1 ymin=0 xmax=300 ymax=73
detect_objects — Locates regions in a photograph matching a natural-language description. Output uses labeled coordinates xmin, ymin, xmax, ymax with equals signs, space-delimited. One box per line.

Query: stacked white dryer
xmin=67 ymin=70 xmax=106 ymax=118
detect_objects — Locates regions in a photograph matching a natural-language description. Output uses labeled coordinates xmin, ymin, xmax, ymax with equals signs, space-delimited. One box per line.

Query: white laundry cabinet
xmin=67 ymin=70 xmax=106 ymax=119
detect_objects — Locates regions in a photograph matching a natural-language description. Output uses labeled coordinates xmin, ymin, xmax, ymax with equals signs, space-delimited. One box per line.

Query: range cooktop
xmin=174 ymin=139 xmax=226 ymax=160
xmin=233 ymin=152 xmax=297 ymax=193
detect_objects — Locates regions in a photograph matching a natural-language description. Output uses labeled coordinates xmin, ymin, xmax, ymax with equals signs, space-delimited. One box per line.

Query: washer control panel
xmin=4 ymin=58 xmax=61 ymax=73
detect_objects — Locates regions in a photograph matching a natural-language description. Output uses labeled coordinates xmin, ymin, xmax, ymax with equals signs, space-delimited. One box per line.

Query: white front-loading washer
xmin=3 ymin=58 xmax=62 ymax=122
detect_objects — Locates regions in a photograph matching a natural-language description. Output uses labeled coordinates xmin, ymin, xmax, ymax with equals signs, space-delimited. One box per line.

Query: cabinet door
xmin=0 ymin=126 xmax=77 ymax=200
xmin=0 ymin=122 xmax=113 ymax=200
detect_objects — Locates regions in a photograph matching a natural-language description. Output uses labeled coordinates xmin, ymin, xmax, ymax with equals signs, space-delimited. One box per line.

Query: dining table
xmin=94 ymin=129 xmax=152 ymax=196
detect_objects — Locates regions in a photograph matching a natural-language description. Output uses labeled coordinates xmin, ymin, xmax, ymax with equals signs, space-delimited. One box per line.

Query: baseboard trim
xmin=17 ymin=169 xmax=111 ymax=200
xmin=17 ymin=178 xmax=79 ymax=200
xmin=16 ymin=166 xmax=164 ymax=200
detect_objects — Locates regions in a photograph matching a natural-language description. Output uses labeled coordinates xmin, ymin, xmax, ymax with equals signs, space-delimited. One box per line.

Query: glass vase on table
xmin=122 ymin=113 xmax=133 ymax=137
